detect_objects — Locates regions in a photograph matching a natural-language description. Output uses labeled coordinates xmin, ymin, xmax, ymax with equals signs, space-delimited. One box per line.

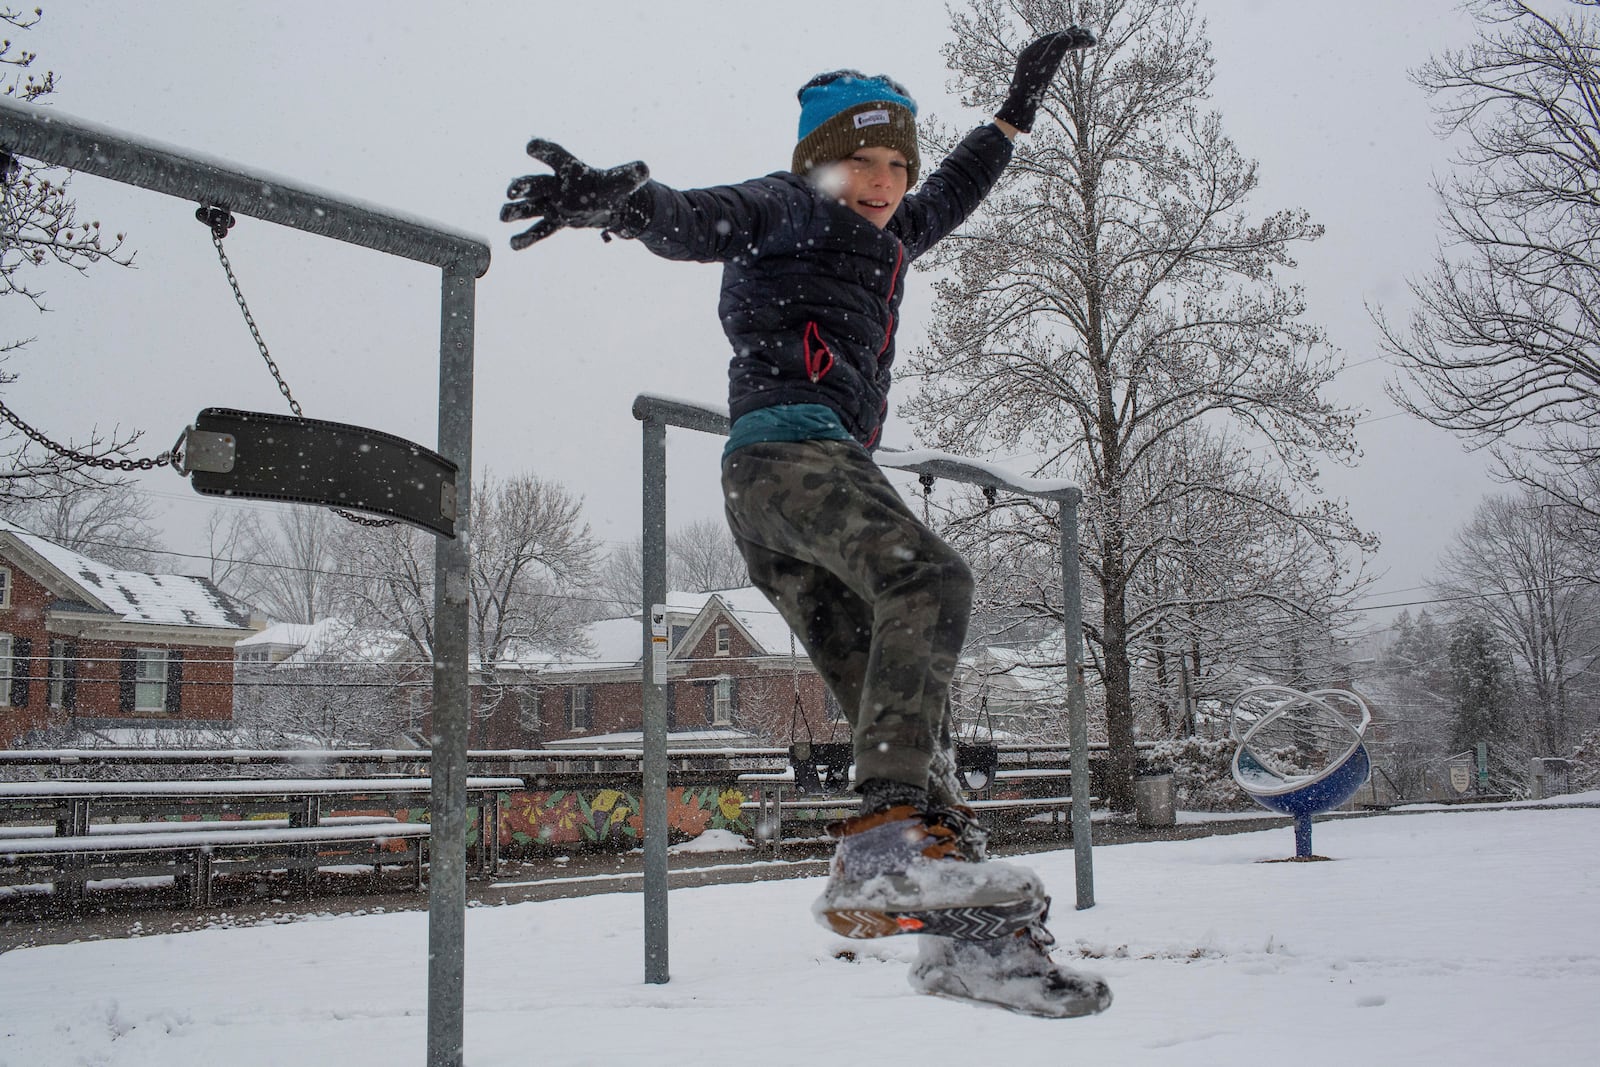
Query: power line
xmin=1349 ymin=576 xmax=1599 ymax=614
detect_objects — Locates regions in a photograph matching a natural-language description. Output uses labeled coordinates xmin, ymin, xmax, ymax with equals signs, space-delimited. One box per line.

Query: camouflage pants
xmin=721 ymin=439 xmax=973 ymax=792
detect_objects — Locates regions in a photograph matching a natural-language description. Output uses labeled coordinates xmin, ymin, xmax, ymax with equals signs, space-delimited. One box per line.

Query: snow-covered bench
xmin=738 ymin=742 xmax=1086 ymax=856
xmin=0 ymin=775 xmax=521 ymax=882
xmin=0 ymin=820 xmax=432 ymax=906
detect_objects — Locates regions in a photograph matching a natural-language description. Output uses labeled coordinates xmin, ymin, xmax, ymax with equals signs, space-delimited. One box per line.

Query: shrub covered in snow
xmin=1148 ymin=736 xmax=1326 ymax=811
xmin=1569 ymin=730 xmax=1600 ymax=792
xmin=1148 ymin=737 xmax=1250 ymax=811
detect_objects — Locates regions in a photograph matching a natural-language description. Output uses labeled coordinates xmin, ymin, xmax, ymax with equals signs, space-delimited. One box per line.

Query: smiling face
xmin=821 ymin=145 xmax=910 ymax=228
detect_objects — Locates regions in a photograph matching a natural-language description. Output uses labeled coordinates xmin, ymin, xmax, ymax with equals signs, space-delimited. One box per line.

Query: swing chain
xmin=199 ymin=205 xmax=303 ymax=418
xmin=0 ymin=396 xmax=178 ymax=471
xmin=0 ymin=167 xmax=178 ymax=472
xmin=196 ymin=206 xmax=397 ymax=528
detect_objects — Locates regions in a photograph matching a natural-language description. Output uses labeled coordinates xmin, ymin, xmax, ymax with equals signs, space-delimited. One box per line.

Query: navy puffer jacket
xmin=614 ymin=124 xmax=1013 ymax=449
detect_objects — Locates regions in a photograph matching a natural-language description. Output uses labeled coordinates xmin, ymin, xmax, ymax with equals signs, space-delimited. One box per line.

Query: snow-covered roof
xmin=502 ymin=587 xmax=799 ymax=671
xmin=700 ymin=587 xmax=796 ymax=654
xmin=962 ymin=640 xmax=1070 ymax=695
xmin=0 ymin=518 xmax=253 ymax=631
xmin=57 ymin=724 xmax=246 ymax=748
xmin=236 ymin=618 xmax=407 ymax=665
xmin=236 ymin=621 xmax=324 ymax=650
xmin=544 ymin=728 xmax=764 ymax=749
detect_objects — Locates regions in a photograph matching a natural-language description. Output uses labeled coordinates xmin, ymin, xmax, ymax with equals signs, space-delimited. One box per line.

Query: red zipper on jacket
xmin=878 ymin=241 xmax=905 ymax=357
xmin=804 ymin=320 xmax=835 ymax=383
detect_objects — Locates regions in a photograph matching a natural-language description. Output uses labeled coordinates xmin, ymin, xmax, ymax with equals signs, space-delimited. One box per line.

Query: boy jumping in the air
xmin=502 ymin=26 xmax=1109 ymax=1018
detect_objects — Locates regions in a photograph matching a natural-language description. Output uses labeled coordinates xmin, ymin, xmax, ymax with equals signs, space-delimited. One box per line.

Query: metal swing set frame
xmin=1 ymin=96 xmax=488 ymax=1067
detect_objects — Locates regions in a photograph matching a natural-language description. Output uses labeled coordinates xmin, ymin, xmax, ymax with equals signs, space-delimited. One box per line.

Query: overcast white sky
xmin=6 ymin=1 xmax=1493 ymax=628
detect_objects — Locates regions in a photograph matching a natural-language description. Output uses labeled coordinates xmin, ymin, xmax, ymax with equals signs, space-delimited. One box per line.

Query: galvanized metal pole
xmin=1060 ymin=492 xmax=1095 ymax=909
xmin=640 ymin=415 xmax=670 ymax=984
xmin=427 ymin=265 xmax=476 ymax=1066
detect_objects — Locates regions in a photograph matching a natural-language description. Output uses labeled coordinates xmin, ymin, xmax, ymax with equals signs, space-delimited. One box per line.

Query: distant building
xmin=0 ymin=518 xmax=257 ymax=748
xmin=490 ymin=587 xmax=837 ymax=750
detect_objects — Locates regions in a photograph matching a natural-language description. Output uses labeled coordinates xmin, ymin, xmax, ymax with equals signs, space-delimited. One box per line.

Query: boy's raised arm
xmin=501 ymin=138 xmax=797 ymax=263
xmin=500 ymin=139 xmax=651 ymax=250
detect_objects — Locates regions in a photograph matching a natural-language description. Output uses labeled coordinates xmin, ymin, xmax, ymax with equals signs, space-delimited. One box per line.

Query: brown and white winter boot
xmin=812 ymin=804 xmax=1046 ymax=940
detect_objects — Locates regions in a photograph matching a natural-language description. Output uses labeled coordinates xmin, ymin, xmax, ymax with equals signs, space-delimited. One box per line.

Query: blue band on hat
xmin=797 ymin=75 xmax=918 ymax=141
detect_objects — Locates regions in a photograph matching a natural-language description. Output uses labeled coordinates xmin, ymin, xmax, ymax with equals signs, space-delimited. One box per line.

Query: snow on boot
xmin=813 ymin=804 xmax=1046 ymax=940
xmin=908 ymin=922 xmax=1113 ymax=1019
xmin=926 ymin=751 xmax=990 ymax=860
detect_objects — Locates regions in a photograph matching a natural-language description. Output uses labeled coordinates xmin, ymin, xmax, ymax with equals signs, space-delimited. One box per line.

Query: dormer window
xmin=715 ymin=624 xmax=731 ymax=656
xmin=0 ymin=566 xmax=10 ymax=610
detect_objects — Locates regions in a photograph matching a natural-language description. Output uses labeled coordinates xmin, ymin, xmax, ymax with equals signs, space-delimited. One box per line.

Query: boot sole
xmin=821 ymin=896 xmax=1047 ymax=940
xmin=916 ymin=980 xmax=1113 ymax=1018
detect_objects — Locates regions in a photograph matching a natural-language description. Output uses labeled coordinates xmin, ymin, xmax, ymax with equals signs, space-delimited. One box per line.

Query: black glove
xmin=501 ymin=139 xmax=651 ymax=250
xmin=994 ymin=26 xmax=1097 ymax=133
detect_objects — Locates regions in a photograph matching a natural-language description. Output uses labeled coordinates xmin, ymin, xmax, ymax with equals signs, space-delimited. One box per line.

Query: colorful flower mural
xmin=499 ymin=785 xmax=750 ymax=850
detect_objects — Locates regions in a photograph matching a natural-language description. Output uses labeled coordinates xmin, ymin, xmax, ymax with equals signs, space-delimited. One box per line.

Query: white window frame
xmin=47 ymin=638 xmax=67 ymax=709
xmin=134 ymin=648 xmax=169 ymax=712
xmin=568 ymin=685 xmax=591 ymax=731
xmin=0 ymin=632 xmax=11 ymax=705
xmin=0 ymin=566 xmax=11 ymax=609
xmin=714 ymin=624 xmax=731 ymax=657
xmin=712 ymin=676 xmax=733 ymax=726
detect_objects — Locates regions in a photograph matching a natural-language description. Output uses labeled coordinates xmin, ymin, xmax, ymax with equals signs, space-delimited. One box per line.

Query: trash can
xmin=1134 ymin=770 xmax=1176 ymax=828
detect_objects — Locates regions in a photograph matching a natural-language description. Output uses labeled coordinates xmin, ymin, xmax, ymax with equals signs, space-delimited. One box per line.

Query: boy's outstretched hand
xmin=501 ymin=139 xmax=650 ymax=250
xmin=994 ymin=26 xmax=1098 ymax=134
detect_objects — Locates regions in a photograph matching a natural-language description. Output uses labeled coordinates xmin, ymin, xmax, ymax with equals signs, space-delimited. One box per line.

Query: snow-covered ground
xmin=3 ymin=801 xmax=1596 ymax=1066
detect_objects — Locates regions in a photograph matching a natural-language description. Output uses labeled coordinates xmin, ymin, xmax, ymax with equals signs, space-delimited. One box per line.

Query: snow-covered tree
xmin=233 ymin=623 xmax=410 ymax=749
xmin=668 ymin=517 xmax=748 ymax=594
xmin=1432 ymin=490 xmax=1600 ymax=755
xmin=1447 ymin=616 xmax=1525 ymax=790
xmin=225 ymin=507 xmax=349 ymax=625
xmin=1 ymin=6 xmax=141 ymax=506
xmin=905 ymin=0 xmax=1371 ymax=808
xmin=1378 ymin=0 xmax=1600 ymax=518
xmin=340 ymin=471 xmax=598 ymax=666
xmin=592 ymin=520 xmax=750 ymax=614
xmin=6 ymin=474 xmax=168 ymax=569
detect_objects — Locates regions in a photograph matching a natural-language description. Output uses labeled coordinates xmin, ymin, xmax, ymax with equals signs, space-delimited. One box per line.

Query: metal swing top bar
xmin=1 ymin=96 xmax=488 ymax=1067
xmin=0 ymin=98 xmax=489 ymax=272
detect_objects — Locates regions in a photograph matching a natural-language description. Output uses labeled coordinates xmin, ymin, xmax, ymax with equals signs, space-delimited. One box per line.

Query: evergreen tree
xmin=1447 ymin=617 xmax=1515 ymax=753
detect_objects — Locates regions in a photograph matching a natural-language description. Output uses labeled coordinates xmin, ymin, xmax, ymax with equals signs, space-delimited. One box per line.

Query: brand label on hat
xmin=854 ymin=109 xmax=892 ymax=129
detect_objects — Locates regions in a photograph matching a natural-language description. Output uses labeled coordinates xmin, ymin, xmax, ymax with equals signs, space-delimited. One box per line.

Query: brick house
xmin=0 ymin=518 xmax=257 ymax=748
xmin=501 ymin=587 xmax=838 ymax=750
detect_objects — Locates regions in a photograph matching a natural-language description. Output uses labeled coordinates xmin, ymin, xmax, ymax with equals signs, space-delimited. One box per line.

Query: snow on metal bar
xmin=629 ymin=392 xmax=1081 ymax=501
xmin=0 ymin=97 xmax=490 ymax=275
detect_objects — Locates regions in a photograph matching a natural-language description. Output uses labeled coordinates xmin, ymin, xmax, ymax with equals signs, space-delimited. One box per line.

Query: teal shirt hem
xmin=723 ymin=404 xmax=854 ymax=459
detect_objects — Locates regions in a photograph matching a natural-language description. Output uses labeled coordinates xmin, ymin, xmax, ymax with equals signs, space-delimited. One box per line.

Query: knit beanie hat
xmin=792 ymin=70 xmax=920 ymax=188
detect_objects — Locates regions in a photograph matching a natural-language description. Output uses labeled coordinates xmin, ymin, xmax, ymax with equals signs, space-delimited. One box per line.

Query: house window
xmin=135 ymin=648 xmax=169 ymax=712
xmin=0 ymin=566 xmax=10 ymax=609
xmin=567 ymin=686 xmax=592 ymax=731
xmin=0 ymin=632 xmax=11 ymax=705
xmin=712 ymin=677 xmax=733 ymax=726
xmin=47 ymin=639 xmax=67 ymax=709
xmin=715 ymin=624 xmax=731 ymax=656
